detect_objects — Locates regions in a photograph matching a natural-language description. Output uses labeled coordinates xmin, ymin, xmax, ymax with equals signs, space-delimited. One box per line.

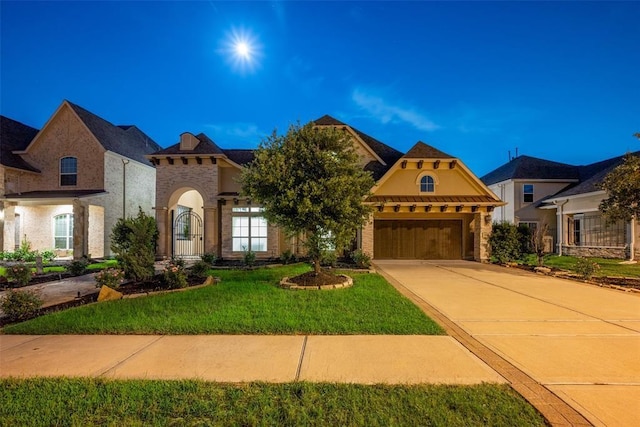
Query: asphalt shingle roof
xmin=403 ymin=141 xmax=454 ymax=159
xmin=67 ymin=101 xmax=162 ymax=164
xmin=480 ymin=155 xmax=579 ymax=186
xmin=0 ymin=115 xmax=41 ymax=172
xmin=152 ymin=133 xmax=225 ymax=156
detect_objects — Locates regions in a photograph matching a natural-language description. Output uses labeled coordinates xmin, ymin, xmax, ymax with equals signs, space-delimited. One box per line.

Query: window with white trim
xmin=60 ymin=157 xmax=77 ymax=186
xmin=419 ymin=175 xmax=435 ymax=193
xmin=523 ymin=184 xmax=534 ymax=203
xmin=232 ymin=207 xmax=267 ymax=252
xmin=54 ymin=213 xmax=73 ymax=250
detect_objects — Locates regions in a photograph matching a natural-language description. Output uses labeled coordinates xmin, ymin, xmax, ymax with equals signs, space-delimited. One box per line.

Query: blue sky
xmin=1 ymin=1 xmax=638 ymax=176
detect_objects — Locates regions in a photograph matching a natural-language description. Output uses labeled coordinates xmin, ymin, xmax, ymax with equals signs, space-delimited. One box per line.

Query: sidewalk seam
xmin=97 ymin=335 xmax=165 ymax=377
xmin=295 ymin=335 xmax=308 ymax=381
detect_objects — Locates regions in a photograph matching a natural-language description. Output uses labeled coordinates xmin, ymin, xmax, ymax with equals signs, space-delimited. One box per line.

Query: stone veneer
xmin=563 ymin=245 xmax=627 ymax=259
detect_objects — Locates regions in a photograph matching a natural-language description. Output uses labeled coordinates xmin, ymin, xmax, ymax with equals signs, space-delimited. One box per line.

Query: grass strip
xmin=0 ymin=378 xmax=546 ymax=426
xmin=3 ymin=265 xmax=444 ymax=335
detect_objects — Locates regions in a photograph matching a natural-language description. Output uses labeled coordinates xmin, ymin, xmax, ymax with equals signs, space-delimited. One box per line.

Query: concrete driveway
xmin=375 ymin=260 xmax=640 ymax=427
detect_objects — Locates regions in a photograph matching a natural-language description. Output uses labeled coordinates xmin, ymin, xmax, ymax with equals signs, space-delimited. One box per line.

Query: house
xmin=0 ymin=100 xmax=161 ymax=259
xmin=482 ymin=152 xmax=640 ymax=259
xmin=149 ymin=115 xmax=504 ymax=261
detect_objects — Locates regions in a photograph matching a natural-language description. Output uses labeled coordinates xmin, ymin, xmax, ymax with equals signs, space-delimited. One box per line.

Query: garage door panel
xmin=374 ymin=220 xmax=462 ymax=260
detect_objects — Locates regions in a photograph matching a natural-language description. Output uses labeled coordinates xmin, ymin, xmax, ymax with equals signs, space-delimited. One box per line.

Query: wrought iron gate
xmin=172 ymin=210 xmax=203 ymax=258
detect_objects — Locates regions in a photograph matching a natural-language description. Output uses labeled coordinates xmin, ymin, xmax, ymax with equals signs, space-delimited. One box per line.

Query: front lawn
xmin=2 ymin=265 xmax=444 ymax=335
xmin=0 ymin=378 xmax=546 ymax=426
xmin=523 ymin=254 xmax=640 ymax=278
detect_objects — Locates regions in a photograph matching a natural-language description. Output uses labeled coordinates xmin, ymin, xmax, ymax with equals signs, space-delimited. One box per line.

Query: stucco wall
xmin=375 ymin=163 xmax=483 ymax=196
xmin=219 ymin=163 xmax=242 ymax=194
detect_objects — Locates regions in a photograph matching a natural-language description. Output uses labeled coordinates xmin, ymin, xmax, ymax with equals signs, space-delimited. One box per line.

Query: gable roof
xmin=223 ymin=149 xmax=255 ymax=166
xmin=313 ymin=114 xmax=404 ymax=180
xmin=548 ymin=151 xmax=640 ymax=199
xmin=66 ymin=101 xmax=162 ymax=164
xmin=403 ymin=141 xmax=454 ymax=159
xmin=0 ymin=115 xmax=41 ymax=172
xmin=481 ymin=155 xmax=579 ymax=185
xmin=152 ymin=133 xmax=225 ymax=156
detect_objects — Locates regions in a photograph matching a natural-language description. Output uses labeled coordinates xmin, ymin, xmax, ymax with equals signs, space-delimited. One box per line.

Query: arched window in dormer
xmin=420 ymin=175 xmax=435 ymax=193
xmin=60 ymin=157 xmax=77 ymax=186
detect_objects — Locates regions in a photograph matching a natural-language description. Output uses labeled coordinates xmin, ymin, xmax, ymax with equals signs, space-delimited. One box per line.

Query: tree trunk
xmin=314 ymin=257 xmax=321 ymax=275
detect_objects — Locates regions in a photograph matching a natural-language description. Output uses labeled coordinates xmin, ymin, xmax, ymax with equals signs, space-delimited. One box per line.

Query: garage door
xmin=374 ymin=220 xmax=462 ymax=260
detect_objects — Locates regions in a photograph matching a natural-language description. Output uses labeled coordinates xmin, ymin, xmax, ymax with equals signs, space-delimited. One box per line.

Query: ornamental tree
xmin=598 ymin=136 xmax=640 ymax=223
xmin=239 ymin=121 xmax=375 ymax=275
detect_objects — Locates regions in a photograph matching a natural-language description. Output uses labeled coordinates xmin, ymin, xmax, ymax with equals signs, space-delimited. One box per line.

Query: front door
xmin=172 ymin=210 xmax=203 ymax=258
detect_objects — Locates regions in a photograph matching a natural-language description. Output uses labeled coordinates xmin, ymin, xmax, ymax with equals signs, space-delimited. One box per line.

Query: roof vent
xmin=180 ymin=132 xmax=200 ymax=151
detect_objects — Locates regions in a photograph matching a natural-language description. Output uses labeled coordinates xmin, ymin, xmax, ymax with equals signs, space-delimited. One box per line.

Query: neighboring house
xmin=0 ymin=100 xmax=161 ymax=258
xmin=482 ymin=152 xmax=640 ymax=259
xmin=149 ymin=115 xmax=504 ymax=261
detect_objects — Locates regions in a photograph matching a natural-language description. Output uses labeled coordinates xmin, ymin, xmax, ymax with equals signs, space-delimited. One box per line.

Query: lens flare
xmin=220 ymin=27 xmax=262 ymax=74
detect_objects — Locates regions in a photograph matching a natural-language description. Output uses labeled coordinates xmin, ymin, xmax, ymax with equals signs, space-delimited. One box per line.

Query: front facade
xmin=151 ymin=116 xmax=503 ymax=262
xmin=0 ymin=101 xmax=161 ymax=258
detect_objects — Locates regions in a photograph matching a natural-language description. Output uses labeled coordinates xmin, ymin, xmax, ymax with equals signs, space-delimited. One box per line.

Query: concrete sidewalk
xmin=0 ymin=334 xmax=505 ymax=385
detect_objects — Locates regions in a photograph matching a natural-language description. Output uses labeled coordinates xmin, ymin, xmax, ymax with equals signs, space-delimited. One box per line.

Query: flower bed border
xmin=279 ymin=274 xmax=353 ymax=290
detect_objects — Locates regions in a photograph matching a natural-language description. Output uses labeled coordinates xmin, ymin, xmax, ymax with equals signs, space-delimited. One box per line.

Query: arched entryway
xmin=169 ymin=189 xmax=205 ymax=258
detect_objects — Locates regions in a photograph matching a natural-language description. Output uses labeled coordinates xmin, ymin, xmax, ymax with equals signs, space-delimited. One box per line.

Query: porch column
xmin=361 ymin=215 xmax=374 ymax=258
xmin=154 ymin=207 xmax=169 ymax=259
xmin=72 ymin=199 xmax=89 ymax=259
xmin=473 ymin=211 xmax=492 ymax=262
xmin=203 ymin=206 xmax=217 ymax=255
xmin=0 ymin=202 xmax=16 ymax=252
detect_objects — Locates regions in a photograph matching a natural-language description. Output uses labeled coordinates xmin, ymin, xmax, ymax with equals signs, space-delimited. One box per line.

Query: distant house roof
xmin=66 ymin=101 xmax=162 ymax=164
xmin=480 ymin=155 xmax=579 ymax=186
xmin=548 ymin=151 xmax=640 ymax=199
xmin=403 ymin=141 xmax=454 ymax=159
xmin=151 ymin=133 xmax=225 ymax=156
xmin=313 ymin=114 xmax=404 ymax=180
xmin=0 ymin=115 xmax=41 ymax=172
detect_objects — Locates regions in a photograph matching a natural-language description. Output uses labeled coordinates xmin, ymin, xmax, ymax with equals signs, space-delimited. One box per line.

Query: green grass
xmin=0 ymin=378 xmax=546 ymax=426
xmin=0 ymin=260 xmax=118 ymax=277
xmin=523 ymin=254 xmax=640 ymax=278
xmin=3 ymin=265 xmax=444 ymax=335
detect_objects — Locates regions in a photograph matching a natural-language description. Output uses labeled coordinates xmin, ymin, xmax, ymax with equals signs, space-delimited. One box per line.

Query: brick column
xmin=1 ymin=202 xmax=16 ymax=252
xmin=154 ymin=207 xmax=170 ymax=259
xmin=72 ymin=199 xmax=88 ymax=259
xmin=203 ymin=206 xmax=217 ymax=255
xmin=361 ymin=215 xmax=374 ymax=258
xmin=473 ymin=211 xmax=492 ymax=262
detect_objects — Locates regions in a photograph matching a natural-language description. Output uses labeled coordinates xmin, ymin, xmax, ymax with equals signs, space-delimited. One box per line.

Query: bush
xmin=350 ymin=249 xmax=372 ymax=268
xmin=243 ymin=249 xmax=256 ymax=267
xmin=67 ymin=258 xmax=89 ymax=276
xmin=111 ymin=208 xmax=158 ymax=282
xmin=95 ymin=268 xmax=125 ymax=289
xmin=189 ymin=260 xmax=211 ymax=279
xmin=279 ymin=250 xmax=296 ymax=265
xmin=162 ymin=260 xmax=187 ymax=289
xmin=575 ymin=258 xmax=600 ymax=279
xmin=517 ymin=224 xmax=533 ymax=255
xmin=489 ymin=222 xmax=522 ymax=264
xmin=320 ymin=251 xmax=337 ymax=267
xmin=40 ymin=250 xmax=56 ymax=262
xmin=1 ymin=289 xmax=43 ymax=321
xmin=201 ymin=252 xmax=217 ymax=266
xmin=5 ymin=263 xmax=33 ymax=287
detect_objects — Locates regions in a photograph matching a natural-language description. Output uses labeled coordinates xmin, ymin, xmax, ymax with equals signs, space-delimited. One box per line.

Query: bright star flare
xmin=220 ymin=27 xmax=262 ymax=74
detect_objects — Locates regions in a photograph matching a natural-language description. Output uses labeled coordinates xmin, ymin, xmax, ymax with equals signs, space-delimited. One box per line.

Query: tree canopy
xmin=239 ymin=121 xmax=375 ymax=274
xmin=599 ymin=144 xmax=640 ymax=223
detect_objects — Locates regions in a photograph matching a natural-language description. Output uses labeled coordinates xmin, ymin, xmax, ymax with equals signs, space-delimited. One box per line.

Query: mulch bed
xmin=116 ymin=275 xmax=204 ymax=295
xmin=509 ymin=264 xmax=640 ymax=291
xmin=287 ymin=271 xmax=348 ymax=287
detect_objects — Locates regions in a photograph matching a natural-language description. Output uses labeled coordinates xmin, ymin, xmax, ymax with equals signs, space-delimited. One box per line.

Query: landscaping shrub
xmin=279 ymin=250 xmax=296 ymax=265
xmin=189 ymin=260 xmax=210 ymax=279
xmin=1 ymin=289 xmax=42 ymax=321
xmin=350 ymin=249 xmax=372 ymax=268
xmin=320 ymin=250 xmax=337 ymax=267
xmin=162 ymin=260 xmax=187 ymax=289
xmin=517 ymin=224 xmax=533 ymax=255
xmin=67 ymin=258 xmax=89 ymax=276
xmin=243 ymin=249 xmax=256 ymax=267
xmin=201 ymin=252 xmax=217 ymax=266
xmin=575 ymin=258 xmax=600 ymax=279
xmin=5 ymin=264 xmax=33 ymax=287
xmin=95 ymin=268 xmax=125 ymax=289
xmin=488 ymin=221 xmax=521 ymax=264
xmin=111 ymin=208 xmax=158 ymax=282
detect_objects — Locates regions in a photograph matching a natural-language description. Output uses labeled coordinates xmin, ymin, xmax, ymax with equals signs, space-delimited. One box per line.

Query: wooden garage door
xmin=374 ymin=220 xmax=462 ymax=260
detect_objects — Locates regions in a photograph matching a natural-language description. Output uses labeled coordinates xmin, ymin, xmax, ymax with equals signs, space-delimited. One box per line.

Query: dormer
xmin=180 ymin=132 xmax=200 ymax=151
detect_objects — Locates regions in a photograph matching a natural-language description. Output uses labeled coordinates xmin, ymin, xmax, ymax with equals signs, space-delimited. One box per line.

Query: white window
xmin=60 ymin=157 xmax=77 ymax=186
xmin=523 ymin=184 xmax=534 ymax=203
xmin=518 ymin=221 xmax=538 ymax=233
xmin=232 ymin=212 xmax=267 ymax=252
xmin=54 ymin=213 xmax=73 ymax=250
xmin=420 ymin=175 xmax=435 ymax=193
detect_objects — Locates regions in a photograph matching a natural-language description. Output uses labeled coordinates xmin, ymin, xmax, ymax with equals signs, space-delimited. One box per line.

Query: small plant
xmin=189 ymin=260 xmax=211 ymax=279
xmin=40 ymin=250 xmax=56 ymax=262
xmin=575 ymin=257 xmax=600 ymax=280
xmin=201 ymin=252 xmax=217 ymax=266
xmin=350 ymin=249 xmax=371 ymax=268
xmin=67 ymin=258 xmax=89 ymax=276
xmin=320 ymin=251 xmax=337 ymax=267
xmin=162 ymin=260 xmax=187 ymax=289
xmin=94 ymin=268 xmax=125 ymax=289
xmin=243 ymin=248 xmax=256 ymax=267
xmin=5 ymin=263 xmax=33 ymax=287
xmin=1 ymin=289 xmax=43 ymax=321
xmin=279 ymin=250 xmax=296 ymax=265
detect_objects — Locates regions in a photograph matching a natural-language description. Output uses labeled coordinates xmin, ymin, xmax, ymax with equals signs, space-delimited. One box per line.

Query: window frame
xmin=60 ymin=156 xmax=78 ymax=187
xmin=53 ymin=213 xmax=74 ymax=250
xmin=523 ymin=184 xmax=534 ymax=203
xmin=231 ymin=208 xmax=268 ymax=252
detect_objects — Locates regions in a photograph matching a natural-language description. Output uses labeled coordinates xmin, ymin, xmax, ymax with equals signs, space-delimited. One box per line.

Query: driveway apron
xmin=375 ymin=260 xmax=640 ymax=427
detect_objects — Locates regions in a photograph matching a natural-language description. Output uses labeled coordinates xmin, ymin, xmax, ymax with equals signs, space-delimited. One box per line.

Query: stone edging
xmin=279 ymin=275 xmax=353 ymax=290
